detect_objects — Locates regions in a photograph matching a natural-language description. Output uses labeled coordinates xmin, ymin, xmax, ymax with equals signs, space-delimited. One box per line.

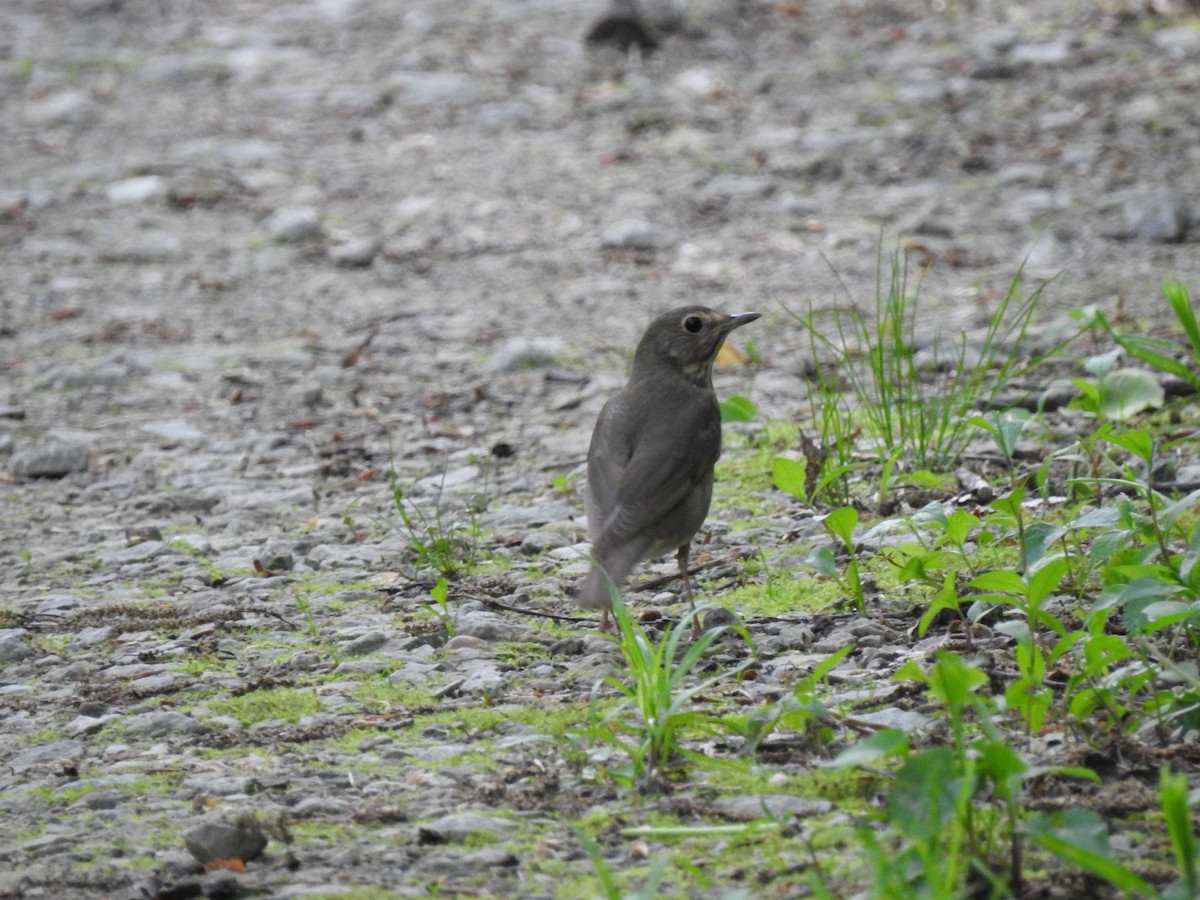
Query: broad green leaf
xmin=1101 ymin=428 xmax=1154 ymax=464
xmin=719 ymin=394 xmax=757 ymax=423
xmin=887 ymin=747 xmax=962 ymax=841
xmin=1098 ymin=368 xmax=1165 ymax=421
xmin=969 ymin=570 xmax=1026 ymax=594
xmin=1083 ymin=347 xmax=1121 ymax=376
xmin=771 ymin=456 xmax=807 ymax=501
xmin=825 ymin=728 xmax=909 ymax=768
xmin=823 ymin=506 xmax=859 ymax=547
xmin=805 ymin=546 xmax=839 ymax=578
xmin=1027 ymin=556 xmax=1071 ymax=607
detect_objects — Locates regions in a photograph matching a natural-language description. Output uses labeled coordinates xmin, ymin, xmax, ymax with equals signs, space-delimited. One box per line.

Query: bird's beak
xmin=725 ymin=312 xmax=761 ymax=332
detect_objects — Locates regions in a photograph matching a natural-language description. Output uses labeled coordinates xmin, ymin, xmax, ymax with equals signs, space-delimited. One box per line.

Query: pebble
xmin=387 ymin=71 xmax=482 ymax=108
xmin=105 ymin=175 xmax=168 ymax=204
xmin=480 ymin=337 xmax=567 ymax=374
xmin=266 ymin=206 xmax=323 ymax=242
xmin=599 ymin=219 xmax=676 ymax=250
xmin=417 ymin=811 xmax=516 ymax=844
xmin=1121 ymin=198 xmax=1189 ymax=243
xmin=124 ymin=711 xmax=210 ymax=739
xmin=8 ymin=440 xmax=90 ymax=477
xmin=328 ymin=236 xmax=380 ymax=267
xmin=183 ymin=821 xmax=269 ymax=865
xmin=141 ymin=419 xmax=204 ymax=442
xmin=711 ymin=794 xmax=834 ymax=821
xmin=256 ymin=537 xmax=296 ymax=572
xmin=0 ymin=631 xmax=35 ymax=662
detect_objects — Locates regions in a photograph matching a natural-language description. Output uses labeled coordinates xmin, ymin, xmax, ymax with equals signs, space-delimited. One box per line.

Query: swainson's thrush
xmin=579 ymin=306 xmax=760 ymax=632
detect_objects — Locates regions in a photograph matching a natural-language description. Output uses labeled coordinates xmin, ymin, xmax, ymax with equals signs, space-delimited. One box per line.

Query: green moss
xmin=714 ymin=571 xmax=842 ymax=616
xmin=208 ymin=686 xmax=324 ymax=727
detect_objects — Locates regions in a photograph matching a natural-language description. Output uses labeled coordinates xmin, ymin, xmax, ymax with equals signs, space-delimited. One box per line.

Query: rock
xmin=600 ymin=219 xmax=676 ymax=251
xmin=98 ymin=233 xmax=183 ymax=263
xmin=711 ymin=794 xmax=833 ymax=821
xmin=341 ymin=631 xmax=389 ymax=656
xmin=386 ymin=71 xmax=481 ymax=108
xmin=0 ymin=631 xmax=34 ymax=663
xmin=328 ymin=237 xmax=379 ymax=267
xmin=124 ymin=711 xmax=209 ymax=739
xmin=141 ymin=419 xmax=204 ymax=442
xmin=183 ymin=821 xmax=268 ymax=865
xmin=477 ymin=101 xmax=533 ymax=128
xmin=266 ymin=206 xmax=322 ymax=242
xmin=417 ymin=811 xmax=516 ymax=844
xmin=480 ymin=337 xmax=566 ymax=374
xmin=700 ymin=174 xmax=775 ymax=201
xmin=519 ymin=526 xmax=574 ymax=555
xmin=105 ymin=176 xmax=168 ymax=204
xmin=256 ymin=537 xmax=295 ymax=572
xmin=1121 ymin=199 xmax=1189 ymax=243
xmin=453 ymin=612 xmax=525 ymax=642
xmin=12 ymin=740 xmax=85 ymax=769
xmin=458 ymin=666 xmax=504 ymax=696
xmin=24 ymin=90 xmax=98 ymax=125
xmin=9 ymin=440 xmax=90 ymax=478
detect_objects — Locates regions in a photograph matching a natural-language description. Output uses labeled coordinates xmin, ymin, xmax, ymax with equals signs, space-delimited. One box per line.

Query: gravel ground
xmin=2 ymin=0 xmax=1199 ymax=897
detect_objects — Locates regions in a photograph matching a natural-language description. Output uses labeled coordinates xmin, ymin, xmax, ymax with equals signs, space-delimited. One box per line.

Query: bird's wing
xmin=590 ymin=388 xmax=720 ymax=555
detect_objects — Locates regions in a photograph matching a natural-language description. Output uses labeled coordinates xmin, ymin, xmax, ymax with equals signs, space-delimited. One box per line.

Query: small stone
xmin=141 ymin=419 xmax=203 ymax=442
xmin=65 ymin=715 xmax=115 ymax=736
xmin=480 ymin=337 xmax=566 ymax=374
xmin=183 ymin=822 xmax=268 ymax=865
xmin=125 ymin=525 xmax=164 ymax=545
xmin=98 ymin=233 xmax=183 ymax=263
xmin=600 ymin=219 xmax=676 ymax=251
xmin=387 ymin=71 xmax=481 ymax=108
xmin=341 ymin=631 xmax=389 ymax=656
xmin=328 ymin=237 xmax=379 ymax=267
xmin=711 ymin=794 xmax=833 ymax=821
xmin=520 ymin=526 xmax=574 ymax=555
xmin=0 ymin=632 xmax=34 ymax=663
xmin=24 ymin=90 xmax=97 ymax=125
xmin=13 ymin=739 xmax=85 ymax=769
xmin=453 ymin=612 xmax=525 ymax=642
xmin=700 ymin=174 xmax=775 ymax=201
xmin=444 ymin=635 xmax=488 ymax=651
xmin=1121 ymin=199 xmax=1189 ymax=243
xmin=256 ymin=537 xmax=295 ymax=572
xmin=105 ymin=176 xmax=168 ymax=204
xmin=459 ymin=666 xmax=504 ymax=696
xmin=125 ymin=711 xmax=209 ymax=739
xmin=290 ymin=797 xmax=351 ymax=818
xmin=1009 ymin=41 xmax=1073 ymax=66
xmin=9 ymin=440 xmax=89 ymax=478
xmin=417 ymin=811 xmax=516 ymax=844
xmin=266 ymin=206 xmax=322 ymax=243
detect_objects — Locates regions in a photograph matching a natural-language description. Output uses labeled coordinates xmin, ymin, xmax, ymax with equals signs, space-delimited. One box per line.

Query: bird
xmin=579 ymin=305 xmax=760 ymax=634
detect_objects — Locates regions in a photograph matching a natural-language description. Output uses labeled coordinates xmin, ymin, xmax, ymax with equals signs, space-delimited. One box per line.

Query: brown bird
xmin=580 ymin=306 xmax=760 ymax=633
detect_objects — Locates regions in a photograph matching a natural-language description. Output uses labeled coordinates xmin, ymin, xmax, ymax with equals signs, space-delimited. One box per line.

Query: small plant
xmin=579 ymin=593 xmax=752 ymax=786
xmin=378 ymin=445 xmax=479 ymax=578
xmin=428 ymin=576 xmax=456 ymax=637
xmin=1093 ymin=281 xmax=1200 ymax=394
xmin=806 ymin=506 xmax=867 ymax=612
xmin=788 ymin=250 xmax=1056 ymax=474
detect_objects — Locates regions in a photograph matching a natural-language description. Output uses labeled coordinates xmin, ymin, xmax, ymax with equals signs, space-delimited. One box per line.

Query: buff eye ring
xmin=683 ymin=315 xmax=703 ymax=334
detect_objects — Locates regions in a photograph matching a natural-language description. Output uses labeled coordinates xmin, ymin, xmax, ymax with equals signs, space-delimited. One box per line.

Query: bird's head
xmin=633 ymin=306 xmax=760 ymax=386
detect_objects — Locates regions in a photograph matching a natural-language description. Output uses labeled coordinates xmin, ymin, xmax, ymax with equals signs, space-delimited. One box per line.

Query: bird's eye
xmin=683 ymin=315 xmax=703 ymax=334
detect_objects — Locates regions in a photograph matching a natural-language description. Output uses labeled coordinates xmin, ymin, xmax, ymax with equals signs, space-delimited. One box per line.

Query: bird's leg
xmin=676 ymin=545 xmax=701 ymax=639
xmin=599 ymin=608 xmax=611 ymax=633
